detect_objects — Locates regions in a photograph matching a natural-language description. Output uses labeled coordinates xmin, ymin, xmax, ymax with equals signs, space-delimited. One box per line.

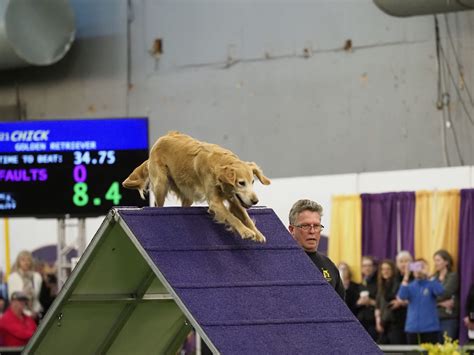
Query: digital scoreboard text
xmin=0 ymin=118 xmax=149 ymax=217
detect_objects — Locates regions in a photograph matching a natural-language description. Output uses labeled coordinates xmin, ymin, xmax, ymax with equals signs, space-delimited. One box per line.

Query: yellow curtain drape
xmin=3 ymin=218 xmax=11 ymax=280
xmin=414 ymin=189 xmax=460 ymax=272
xmin=328 ymin=194 xmax=362 ymax=283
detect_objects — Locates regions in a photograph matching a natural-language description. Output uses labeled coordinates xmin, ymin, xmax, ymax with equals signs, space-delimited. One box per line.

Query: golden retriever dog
xmin=122 ymin=131 xmax=271 ymax=242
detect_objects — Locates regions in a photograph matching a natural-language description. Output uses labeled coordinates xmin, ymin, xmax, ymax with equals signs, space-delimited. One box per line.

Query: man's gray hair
xmin=289 ymin=199 xmax=323 ymax=225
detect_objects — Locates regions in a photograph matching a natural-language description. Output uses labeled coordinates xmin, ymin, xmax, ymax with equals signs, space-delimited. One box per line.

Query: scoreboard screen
xmin=0 ymin=118 xmax=149 ymax=217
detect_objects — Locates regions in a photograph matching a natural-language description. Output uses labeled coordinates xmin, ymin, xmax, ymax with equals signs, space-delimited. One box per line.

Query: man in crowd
xmin=288 ymin=199 xmax=345 ymax=300
xmin=0 ymin=291 xmax=37 ymax=347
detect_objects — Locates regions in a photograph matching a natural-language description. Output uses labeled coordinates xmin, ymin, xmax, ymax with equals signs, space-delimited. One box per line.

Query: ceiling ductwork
xmin=0 ymin=0 xmax=75 ymax=70
xmin=373 ymin=0 xmax=474 ymax=17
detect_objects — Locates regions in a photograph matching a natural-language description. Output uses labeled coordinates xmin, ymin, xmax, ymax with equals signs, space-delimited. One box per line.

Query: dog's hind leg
xmin=229 ymin=200 xmax=266 ymax=243
xmin=148 ymin=164 xmax=169 ymax=207
xmin=181 ymin=198 xmax=193 ymax=207
xmin=174 ymin=191 xmax=192 ymax=207
xmin=168 ymin=181 xmax=193 ymax=207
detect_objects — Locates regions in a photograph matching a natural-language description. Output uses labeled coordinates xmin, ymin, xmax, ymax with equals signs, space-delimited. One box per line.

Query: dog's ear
xmin=122 ymin=161 xmax=149 ymax=189
xmin=217 ymin=166 xmax=236 ymax=185
xmin=247 ymin=162 xmax=271 ymax=185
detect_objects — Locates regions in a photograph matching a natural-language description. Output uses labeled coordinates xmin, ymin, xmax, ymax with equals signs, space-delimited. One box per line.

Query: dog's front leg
xmin=228 ymin=200 xmax=266 ymax=243
xmin=208 ymin=198 xmax=256 ymax=240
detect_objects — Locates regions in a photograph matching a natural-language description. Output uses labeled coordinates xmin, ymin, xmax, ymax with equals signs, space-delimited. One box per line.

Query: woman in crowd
xmin=37 ymin=260 xmax=58 ymax=318
xmin=375 ymin=260 xmax=405 ymax=344
xmin=387 ymin=250 xmax=413 ymax=340
xmin=337 ymin=262 xmax=360 ymax=315
xmin=433 ymin=249 xmax=459 ymax=342
xmin=395 ymin=251 xmax=413 ymax=282
xmin=7 ymin=250 xmax=43 ymax=320
xmin=356 ymin=256 xmax=378 ymax=341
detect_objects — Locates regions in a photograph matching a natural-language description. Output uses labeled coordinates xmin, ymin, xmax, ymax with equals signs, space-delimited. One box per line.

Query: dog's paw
xmin=253 ymin=231 xmax=266 ymax=243
xmin=238 ymin=227 xmax=256 ymax=240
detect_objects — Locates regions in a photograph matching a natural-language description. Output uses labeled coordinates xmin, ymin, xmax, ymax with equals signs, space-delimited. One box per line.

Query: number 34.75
xmin=73 ymin=151 xmax=116 ymax=165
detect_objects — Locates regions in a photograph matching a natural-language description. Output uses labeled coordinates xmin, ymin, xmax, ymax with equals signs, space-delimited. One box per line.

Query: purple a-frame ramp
xmin=119 ymin=207 xmax=381 ymax=354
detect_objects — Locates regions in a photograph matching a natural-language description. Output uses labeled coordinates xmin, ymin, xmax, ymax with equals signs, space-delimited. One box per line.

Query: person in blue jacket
xmin=397 ymin=258 xmax=444 ymax=345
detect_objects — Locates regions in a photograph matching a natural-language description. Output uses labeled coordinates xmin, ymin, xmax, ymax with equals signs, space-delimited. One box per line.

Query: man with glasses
xmin=288 ymin=199 xmax=345 ymax=300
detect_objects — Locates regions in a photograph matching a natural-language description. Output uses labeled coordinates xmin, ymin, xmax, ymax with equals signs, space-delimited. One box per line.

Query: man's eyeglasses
xmin=293 ymin=223 xmax=324 ymax=232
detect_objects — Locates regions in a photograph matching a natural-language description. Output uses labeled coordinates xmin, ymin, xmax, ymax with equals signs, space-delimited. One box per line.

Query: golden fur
xmin=122 ymin=131 xmax=271 ymax=242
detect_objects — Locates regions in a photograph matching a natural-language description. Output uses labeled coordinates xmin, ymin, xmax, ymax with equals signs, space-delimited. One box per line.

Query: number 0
xmin=73 ymin=165 xmax=87 ymax=182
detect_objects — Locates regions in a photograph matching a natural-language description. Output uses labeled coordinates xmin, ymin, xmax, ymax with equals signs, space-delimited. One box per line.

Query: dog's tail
xmin=122 ymin=160 xmax=149 ymax=200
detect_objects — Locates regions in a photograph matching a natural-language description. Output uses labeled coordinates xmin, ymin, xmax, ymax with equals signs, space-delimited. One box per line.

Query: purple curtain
xmin=459 ymin=189 xmax=474 ymax=344
xmin=398 ymin=192 xmax=416 ymax=255
xmin=361 ymin=192 xmax=415 ymax=261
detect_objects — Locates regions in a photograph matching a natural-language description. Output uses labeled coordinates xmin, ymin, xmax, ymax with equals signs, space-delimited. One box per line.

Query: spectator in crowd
xmin=337 ymin=262 xmax=359 ymax=315
xmin=376 ymin=250 xmax=414 ymax=344
xmin=390 ymin=251 xmax=412 ymax=323
xmin=8 ymin=251 xmax=43 ymax=321
xmin=179 ymin=330 xmax=196 ymax=355
xmin=395 ymin=251 xmax=413 ymax=283
xmin=0 ymin=291 xmax=37 ymax=347
xmin=464 ymin=283 xmax=474 ymax=342
xmin=432 ymin=249 xmax=459 ymax=342
xmin=0 ymin=295 xmax=4 ymax=346
xmin=0 ymin=270 xmax=5 ymax=347
xmin=37 ymin=261 xmax=58 ymax=318
xmin=398 ymin=258 xmax=444 ymax=344
xmin=288 ymin=199 xmax=345 ymax=300
xmin=0 ymin=267 xmax=8 ymax=305
xmin=356 ymin=256 xmax=378 ymax=341
xmin=375 ymin=259 xmax=405 ymax=344
xmin=0 ymin=268 xmax=8 ymax=316
xmin=0 ymin=295 xmax=5 ymax=315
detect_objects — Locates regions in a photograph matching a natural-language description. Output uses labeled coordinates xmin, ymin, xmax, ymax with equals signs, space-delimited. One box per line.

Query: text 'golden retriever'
xmin=122 ymin=131 xmax=271 ymax=242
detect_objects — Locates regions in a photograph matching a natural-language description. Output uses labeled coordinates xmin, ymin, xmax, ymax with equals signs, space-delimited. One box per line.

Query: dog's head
xmin=217 ymin=162 xmax=271 ymax=208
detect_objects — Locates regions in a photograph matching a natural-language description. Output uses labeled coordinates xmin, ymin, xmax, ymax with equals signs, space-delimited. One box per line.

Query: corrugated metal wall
xmin=0 ymin=0 xmax=473 ymax=177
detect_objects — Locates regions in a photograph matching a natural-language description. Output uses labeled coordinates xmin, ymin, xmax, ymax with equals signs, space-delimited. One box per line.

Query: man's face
xmin=289 ymin=210 xmax=322 ymax=252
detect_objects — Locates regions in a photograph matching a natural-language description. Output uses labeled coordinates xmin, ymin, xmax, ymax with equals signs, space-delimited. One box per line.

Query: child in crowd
xmin=398 ymin=258 xmax=444 ymax=344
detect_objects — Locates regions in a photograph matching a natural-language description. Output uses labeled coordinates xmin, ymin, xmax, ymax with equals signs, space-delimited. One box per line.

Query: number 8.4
xmin=72 ymin=182 xmax=123 ymax=207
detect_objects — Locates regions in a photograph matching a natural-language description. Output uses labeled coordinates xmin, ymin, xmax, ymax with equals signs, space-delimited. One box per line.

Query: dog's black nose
xmin=251 ymin=198 xmax=259 ymax=205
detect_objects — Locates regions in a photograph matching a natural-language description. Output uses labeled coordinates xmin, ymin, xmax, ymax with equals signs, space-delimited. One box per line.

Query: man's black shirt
xmin=306 ymin=251 xmax=345 ymax=300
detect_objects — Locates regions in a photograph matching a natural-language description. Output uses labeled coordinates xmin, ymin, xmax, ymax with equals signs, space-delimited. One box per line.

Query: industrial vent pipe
xmin=373 ymin=0 xmax=474 ymax=17
xmin=0 ymin=0 xmax=75 ymax=70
